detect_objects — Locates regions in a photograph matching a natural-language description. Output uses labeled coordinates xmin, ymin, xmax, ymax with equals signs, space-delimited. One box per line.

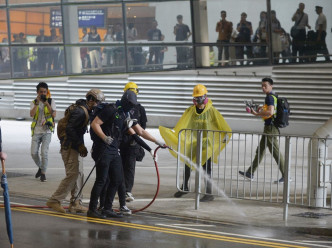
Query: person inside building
xmin=239 ymin=77 xmax=285 ymax=183
xmin=30 ymin=82 xmax=56 ymax=182
xmin=159 ymin=84 xmax=232 ymax=202
xmin=215 ymin=10 xmax=233 ymax=66
xmin=46 ymin=89 xmax=104 ymax=214
xmin=291 ymin=2 xmax=311 ymax=63
xmin=88 ymin=90 xmax=165 ymax=219
xmin=315 ymin=5 xmax=330 ymax=61
xmin=174 ymin=14 xmax=192 ymax=69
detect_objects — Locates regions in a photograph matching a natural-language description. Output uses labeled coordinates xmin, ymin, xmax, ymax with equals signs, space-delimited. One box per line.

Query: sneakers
xmin=173 ymin=185 xmax=189 ymax=198
xmin=274 ymin=177 xmax=292 ymax=184
xmin=119 ymin=205 xmax=132 ymax=216
xmin=87 ymin=210 xmax=106 ymax=219
xmin=239 ymin=171 xmax=254 ymax=181
xmin=68 ymin=201 xmax=88 ymax=214
xmin=35 ymin=168 xmax=41 ymax=178
xmin=126 ymin=192 xmax=135 ymax=202
xmin=46 ymin=200 xmax=66 ymax=214
xmin=102 ymin=209 xmax=123 ymax=218
xmin=200 ymin=195 xmax=214 ymax=202
xmin=40 ymin=174 xmax=47 ymax=182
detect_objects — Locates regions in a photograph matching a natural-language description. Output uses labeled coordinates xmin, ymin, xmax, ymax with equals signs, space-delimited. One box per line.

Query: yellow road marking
xmin=10 ymin=207 xmax=309 ymax=248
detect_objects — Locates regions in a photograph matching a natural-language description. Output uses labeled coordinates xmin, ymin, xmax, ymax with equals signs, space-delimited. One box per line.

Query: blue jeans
xmin=31 ymin=132 xmax=52 ymax=173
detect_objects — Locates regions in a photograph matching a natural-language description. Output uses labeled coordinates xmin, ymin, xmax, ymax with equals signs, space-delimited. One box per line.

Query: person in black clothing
xmin=236 ymin=12 xmax=253 ymax=65
xmin=120 ymin=82 xmax=147 ymax=202
xmin=88 ymin=90 xmax=165 ymax=219
xmin=147 ymin=20 xmax=163 ymax=69
xmin=174 ymin=15 xmax=192 ymax=69
xmin=47 ymin=89 xmax=105 ymax=214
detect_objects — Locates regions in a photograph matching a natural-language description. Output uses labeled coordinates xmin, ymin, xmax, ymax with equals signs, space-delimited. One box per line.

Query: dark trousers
xmin=183 ymin=158 xmax=212 ymax=194
xmin=316 ymin=31 xmax=330 ymax=61
xmin=176 ymin=47 xmax=189 ymax=69
xmin=148 ymin=47 xmax=162 ymax=67
xmin=120 ymin=147 xmax=137 ymax=193
xmin=292 ymin=29 xmax=306 ymax=62
xmin=236 ymin=44 xmax=253 ymax=65
xmin=89 ymin=153 xmax=124 ymax=211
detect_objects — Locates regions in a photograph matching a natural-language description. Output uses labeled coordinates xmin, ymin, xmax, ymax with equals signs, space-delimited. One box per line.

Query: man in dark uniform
xmin=88 ymin=90 xmax=164 ymax=219
xmin=120 ymin=82 xmax=147 ymax=202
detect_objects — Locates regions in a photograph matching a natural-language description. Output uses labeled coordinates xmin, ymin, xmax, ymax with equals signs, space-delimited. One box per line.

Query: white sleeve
xmin=51 ymin=99 xmax=56 ymax=111
xmin=30 ymin=101 xmax=35 ymax=110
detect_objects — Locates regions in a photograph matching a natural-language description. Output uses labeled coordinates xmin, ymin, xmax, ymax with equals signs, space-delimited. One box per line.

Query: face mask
xmin=193 ymin=95 xmax=208 ymax=106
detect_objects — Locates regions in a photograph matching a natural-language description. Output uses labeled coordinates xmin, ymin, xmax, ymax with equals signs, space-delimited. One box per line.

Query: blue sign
xmin=78 ymin=9 xmax=106 ymax=28
xmin=50 ymin=9 xmax=106 ymax=28
xmin=50 ymin=9 xmax=62 ymax=28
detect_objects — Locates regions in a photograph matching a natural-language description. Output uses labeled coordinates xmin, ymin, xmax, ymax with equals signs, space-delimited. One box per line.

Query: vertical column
xmin=62 ymin=5 xmax=81 ymax=74
xmin=192 ymin=0 xmax=209 ymax=67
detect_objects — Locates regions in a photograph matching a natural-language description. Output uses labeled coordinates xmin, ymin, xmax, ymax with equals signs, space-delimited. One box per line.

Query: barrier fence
xmin=175 ymin=129 xmax=332 ymax=220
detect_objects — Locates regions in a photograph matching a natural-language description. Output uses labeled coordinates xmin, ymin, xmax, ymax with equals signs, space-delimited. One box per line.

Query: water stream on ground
xmin=170 ymin=148 xmax=247 ymax=218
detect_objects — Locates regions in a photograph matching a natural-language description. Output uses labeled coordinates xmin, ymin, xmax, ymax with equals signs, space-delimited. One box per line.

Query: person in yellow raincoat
xmin=159 ymin=84 xmax=232 ymax=202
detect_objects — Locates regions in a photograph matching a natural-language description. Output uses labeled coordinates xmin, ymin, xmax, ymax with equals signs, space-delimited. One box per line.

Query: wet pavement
xmin=0 ymin=119 xmax=332 ymax=247
xmin=1 ymin=196 xmax=331 ymax=248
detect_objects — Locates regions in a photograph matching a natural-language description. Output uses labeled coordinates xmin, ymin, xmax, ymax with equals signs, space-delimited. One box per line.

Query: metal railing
xmin=175 ymin=128 xmax=332 ymax=220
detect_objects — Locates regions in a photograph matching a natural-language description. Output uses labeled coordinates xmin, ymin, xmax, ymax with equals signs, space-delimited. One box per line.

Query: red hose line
xmin=1 ymin=146 xmax=165 ymax=213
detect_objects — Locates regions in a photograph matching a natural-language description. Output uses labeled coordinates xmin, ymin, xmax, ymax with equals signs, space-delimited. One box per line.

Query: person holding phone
xmin=30 ymin=82 xmax=56 ymax=182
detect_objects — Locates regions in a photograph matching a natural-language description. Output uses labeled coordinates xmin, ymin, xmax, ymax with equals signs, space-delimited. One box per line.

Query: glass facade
xmin=0 ymin=0 xmax=331 ymax=79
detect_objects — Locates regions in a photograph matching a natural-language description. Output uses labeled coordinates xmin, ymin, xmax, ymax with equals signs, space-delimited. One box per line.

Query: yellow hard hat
xmin=124 ymin=82 xmax=138 ymax=95
xmin=192 ymin=84 xmax=208 ymax=97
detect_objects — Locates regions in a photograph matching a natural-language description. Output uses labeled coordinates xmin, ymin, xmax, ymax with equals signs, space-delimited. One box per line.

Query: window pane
xmin=0 ymin=0 xmax=5 ymax=5
xmin=271 ymin=0 xmax=332 ymax=63
xmin=66 ymin=46 xmax=126 ymax=75
xmin=128 ymin=45 xmax=193 ymax=72
xmin=8 ymin=0 xmax=60 ymax=4
xmin=195 ymin=45 xmax=269 ymax=68
xmin=125 ymin=1 xmax=192 ymax=44
xmin=63 ymin=4 xmax=123 ymax=44
xmin=0 ymin=9 xmax=8 ymax=42
xmin=9 ymin=6 xmax=63 ymax=44
xmin=0 ymin=46 xmax=10 ymax=79
xmin=63 ymin=0 xmax=121 ymax=3
xmin=11 ymin=45 xmax=64 ymax=78
xmin=196 ymin=0 xmax=268 ymax=67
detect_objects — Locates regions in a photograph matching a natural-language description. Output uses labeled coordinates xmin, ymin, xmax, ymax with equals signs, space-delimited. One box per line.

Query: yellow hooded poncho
xmin=159 ymin=99 xmax=232 ymax=166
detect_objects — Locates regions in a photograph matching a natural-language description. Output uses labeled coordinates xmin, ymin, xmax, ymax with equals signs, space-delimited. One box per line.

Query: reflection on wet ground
xmin=1 ymin=196 xmax=331 ymax=248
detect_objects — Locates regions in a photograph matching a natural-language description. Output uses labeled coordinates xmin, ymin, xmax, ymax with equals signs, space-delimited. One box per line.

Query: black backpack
xmin=271 ymin=94 xmax=290 ymax=128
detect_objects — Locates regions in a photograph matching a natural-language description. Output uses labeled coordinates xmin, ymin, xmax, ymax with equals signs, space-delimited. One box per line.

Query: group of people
xmin=79 ymin=15 xmax=192 ymax=73
xmin=29 ymin=81 xmax=164 ymax=218
xmin=215 ymin=4 xmax=330 ymax=66
xmin=0 ymin=75 xmax=287 ymax=218
xmin=14 ymin=28 xmax=64 ymax=76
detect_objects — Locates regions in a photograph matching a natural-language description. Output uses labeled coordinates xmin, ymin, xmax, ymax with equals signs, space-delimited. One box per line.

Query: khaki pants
xmin=49 ymin=148 xmax=82 ymax=203
xmin=247 ymin=125 xmax=285 ymax=177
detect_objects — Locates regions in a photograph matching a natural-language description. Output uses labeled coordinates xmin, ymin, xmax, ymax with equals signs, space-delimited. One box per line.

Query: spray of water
xmin=171 ymin=148 xmax=247 ymax=218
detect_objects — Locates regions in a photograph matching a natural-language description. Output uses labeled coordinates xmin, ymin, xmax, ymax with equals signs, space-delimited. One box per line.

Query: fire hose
xmin=1 ymin=145 xmax=169 ymax=214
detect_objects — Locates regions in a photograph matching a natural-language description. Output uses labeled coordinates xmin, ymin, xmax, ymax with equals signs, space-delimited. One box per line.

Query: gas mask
xmin=121 ymin=90 xmax=137 ymax=112
xmin=193 ymin=95 xmax=208 ymax=106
